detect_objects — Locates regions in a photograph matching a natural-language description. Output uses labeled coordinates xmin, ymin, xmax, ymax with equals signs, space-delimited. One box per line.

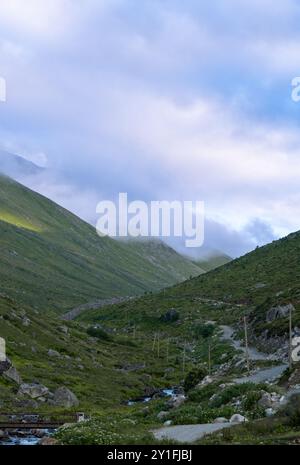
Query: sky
xmin=1 ymin=0 xmax=300 ymax=257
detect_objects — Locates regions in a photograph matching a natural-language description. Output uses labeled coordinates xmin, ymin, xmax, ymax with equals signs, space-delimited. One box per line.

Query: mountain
xmin=0 ymin=150 xmax=43 ymax=178
xmin=194 ymin=251 xmax=232 ymax=272
xmin=0 ymin=175 xmax=202 ymax=313
xmin=171 ymin=230 xmax=300 ymax=307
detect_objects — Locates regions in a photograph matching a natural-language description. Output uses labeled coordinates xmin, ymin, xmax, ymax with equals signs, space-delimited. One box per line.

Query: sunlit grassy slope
xmin=0 ymin=175 xmax=202 ymax=313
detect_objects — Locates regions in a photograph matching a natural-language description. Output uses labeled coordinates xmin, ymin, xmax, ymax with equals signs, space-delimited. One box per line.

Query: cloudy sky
xmin=1 ymin=0 xmax=300 ymax=257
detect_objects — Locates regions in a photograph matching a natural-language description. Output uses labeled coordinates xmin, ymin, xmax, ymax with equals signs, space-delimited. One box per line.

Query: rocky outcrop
xmin=52 ymin=387 xmax=79 ymax=408
xmin=266 ymin=303 xmax=295 ymax=323
xmin=18 ymin=383 xmax=49 ymax=399
xmin=3 ymin=366 xmax=22 ymax=385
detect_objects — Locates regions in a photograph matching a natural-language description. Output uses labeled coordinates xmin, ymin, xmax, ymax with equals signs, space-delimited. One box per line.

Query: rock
xmin=48 ymin=349 xmax=60 ymax=358
xmin=167 ymin=395 xmax=186 ymax=409
xmin=198 ymin=375 xmax=213 ymax=386
xmin=22 ymin=317 xmax=31 ymax=327
xmin=266 ymin=304 xmax=295 ymax=323
xmin=258 ymin=392 xmax=272 ymax=408
xmin=18 ymin=383 xmax=49 ymax=399
xmin=15 ymin=399 xmax=39 ymax=409
xmin=164 ymin=420 xmax=172 ymax=427
xmin=53 ymin=387 xmax=79 ymax=408
xmin=157 ymin=411 xmax=169 ymax=421
xmin=213 ymin=417 xmax=229 ymax=424
xmin=230 ymin=414 xmax=247 ymax=424
xmin=58 ymin=326 xmax=69 ymax=335
xmin=39 ymin=437 xmax=58 ymax=446
xmin=3 ymin=366 xmax=22 ymax=385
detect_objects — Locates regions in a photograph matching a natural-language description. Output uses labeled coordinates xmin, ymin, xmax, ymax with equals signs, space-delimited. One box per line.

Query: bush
xmin=193 ymin=323 xmax=215 ymax=339
xmin=87 ymin=326 xmax=113 ymax=342
xmin=184 ymin=367 xmax=207 ymax=393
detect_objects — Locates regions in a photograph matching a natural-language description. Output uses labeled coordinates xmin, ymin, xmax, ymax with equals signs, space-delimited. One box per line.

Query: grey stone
xmin=157 ymin=411 xmax=169 ymax=421
xmin=18 ymin=383 xmax=49 ymax=399
xmin=48 ymin=349 xmax=60 ymax=358
xmin=266 ymin=304 xmax=295 ymax=323
xmin=230 ymin=414 xmax=247 ymax=424
xmin=3 ymin=366 xmax=22 ymax=385
xmin=53 ymin=387 xmax=79 ymax=408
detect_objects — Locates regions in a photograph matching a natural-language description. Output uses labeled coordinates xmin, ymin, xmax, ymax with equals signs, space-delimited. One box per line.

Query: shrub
xmin=184 ymin=367 xmax=207 ymax=393
xmin=193 ymin=323 xmax=215 ymax=339
xmin=87 ymin=326 xmax=113 ymax=342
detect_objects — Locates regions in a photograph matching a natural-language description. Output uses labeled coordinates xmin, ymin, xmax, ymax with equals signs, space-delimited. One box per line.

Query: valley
xmin=0 ymin=175 xmax=300 ymax=446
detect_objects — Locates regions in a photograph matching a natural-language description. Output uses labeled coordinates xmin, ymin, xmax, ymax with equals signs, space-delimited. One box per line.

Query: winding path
xmin=152 ymin=324 xmax=289 ymax=443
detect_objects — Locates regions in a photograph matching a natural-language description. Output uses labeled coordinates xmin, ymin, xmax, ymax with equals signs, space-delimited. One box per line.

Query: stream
xmin=127 ymin=388 xmax=177 ymax=406
xmin=1 ymin=429 xmax=55 ymax=446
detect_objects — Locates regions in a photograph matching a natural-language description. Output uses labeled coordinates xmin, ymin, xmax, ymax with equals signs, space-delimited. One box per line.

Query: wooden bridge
xmin=0 ymin=412 xmax=85 ymax=430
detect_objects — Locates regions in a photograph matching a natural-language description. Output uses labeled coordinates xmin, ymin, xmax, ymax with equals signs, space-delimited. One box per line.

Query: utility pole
xmin=244 ymin=315 xmax=250 ymax=375
xmin=289 ymin=306 xmax=293 ymax=371
xmin=157 ymin=333 xmax=160 ymax=358
xmin=208 ymin=343 xmax=211 ymax=376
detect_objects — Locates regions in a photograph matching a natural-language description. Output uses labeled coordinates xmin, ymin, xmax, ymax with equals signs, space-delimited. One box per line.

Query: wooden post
xmin=183 ymin=343 xmax=186 ymax=373
xmin=244 ymin=315 xmax=250 ymax=375
xmin=289 ymin=306 xmax=293 ymax=371
xmin=152 ymin=333 xmax=157 ymax=352
xmin=166 ymin=338 xmax=170 ymax=363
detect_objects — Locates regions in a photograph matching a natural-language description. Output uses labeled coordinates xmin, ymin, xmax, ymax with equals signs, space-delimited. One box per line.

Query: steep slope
xmin=171 ymin=230 xmax=300 ymax=306
xmin=0 ymin=175 xmax=201 ymax=313
xmin=194 ymin=252 xmax=232 ymax=272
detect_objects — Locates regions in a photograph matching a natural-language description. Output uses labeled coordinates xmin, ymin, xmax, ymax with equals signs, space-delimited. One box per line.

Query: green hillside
xmin=194 ymin=252 xmax=232 ymax=272
xmin=171 ymin=230 xmax=300 ymax=307
xmin=0 ymin=175 xmax=202 ymax=313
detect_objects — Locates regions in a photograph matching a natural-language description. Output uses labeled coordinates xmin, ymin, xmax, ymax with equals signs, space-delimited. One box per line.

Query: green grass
xmin=0 ymin=175 xmax=202 ymax=313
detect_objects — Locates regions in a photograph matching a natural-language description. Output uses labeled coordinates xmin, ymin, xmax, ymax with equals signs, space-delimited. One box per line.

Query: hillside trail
xmin=61 ymin=296 xmax=133 ymax=320
xmin=152 ymin=324 xmax=290 ymax=443
xmin=220 ymin=325 xmax=288 ymax=383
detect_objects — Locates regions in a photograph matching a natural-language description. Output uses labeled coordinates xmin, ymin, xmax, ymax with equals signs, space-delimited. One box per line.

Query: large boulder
xmin=167 ymin=395 xmax=186 ymax=409
xmin=157 ymin=411 xmax=169 ymax=421
xmin=18 ymin=383 xmax=49 ymax=399
xmin=53 ymin=387 xmax=79 ymax=408
xmin=230 ymin=414 xmax=248 ymax=424
xmin=266 ymin=304 xmax=295 ymax=323
xmin=48 ymin=349 xmax=61 ymax=358
xmin=3 ymin=366 xmax=22 ymax=385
